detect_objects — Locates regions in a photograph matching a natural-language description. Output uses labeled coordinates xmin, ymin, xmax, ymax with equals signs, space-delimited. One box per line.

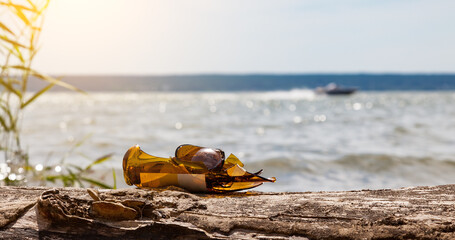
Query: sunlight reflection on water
xmin=22 ymin=90 xmax=455 ymax=191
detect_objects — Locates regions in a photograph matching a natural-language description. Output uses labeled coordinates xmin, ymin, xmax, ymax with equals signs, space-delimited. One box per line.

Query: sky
xmin=32 ymin=0 xmax=455 ymax=75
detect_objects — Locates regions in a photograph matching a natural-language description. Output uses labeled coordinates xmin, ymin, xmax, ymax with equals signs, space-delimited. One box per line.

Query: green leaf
xmin=80 ymin=177 xmax=112 ymax=189
xmin=21 ymin=82 xmax=54 ymax=109
xmin=85 ymin=154 xmax=113 ymax=171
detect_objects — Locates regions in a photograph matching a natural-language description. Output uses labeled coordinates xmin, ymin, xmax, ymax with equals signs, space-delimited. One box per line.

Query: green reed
xmin=0 ymin=0 xmax=115 ymax=188
xmin=28 ymin=134 xmax=117 ymax=189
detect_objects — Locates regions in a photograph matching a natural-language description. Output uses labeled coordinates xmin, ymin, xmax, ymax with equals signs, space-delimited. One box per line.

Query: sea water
xmin=22 ymin=90 xmax=455 ymax=191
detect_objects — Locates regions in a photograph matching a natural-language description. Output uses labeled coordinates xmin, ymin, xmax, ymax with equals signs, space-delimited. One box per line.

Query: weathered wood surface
xmin=1 ymin=185 xmax=455 ymax=239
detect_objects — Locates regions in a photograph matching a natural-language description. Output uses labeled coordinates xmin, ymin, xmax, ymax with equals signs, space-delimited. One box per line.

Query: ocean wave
xmin=250 ymin=154 xmax=455 ymax=192
xmin=22 ymin=91 xmax=455 ymax=191
xmin=255 ymin=88 xmax=316 ymax=101
xmin=248 ymin=154 xmax=455 ymax=174
xmin=333 ymin=154 xmax=455 ymax=172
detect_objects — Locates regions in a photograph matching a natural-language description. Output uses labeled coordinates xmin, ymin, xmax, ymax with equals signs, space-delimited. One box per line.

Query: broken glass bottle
xmin=123 ymin=144 xmax=276 ymax=193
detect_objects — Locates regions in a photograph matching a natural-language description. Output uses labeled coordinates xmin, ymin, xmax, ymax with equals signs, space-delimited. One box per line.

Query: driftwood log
xmin=0 ymin=185 xmax=455 ymax=239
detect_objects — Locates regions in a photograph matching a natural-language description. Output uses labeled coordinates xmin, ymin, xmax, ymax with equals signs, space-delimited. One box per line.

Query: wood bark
xmin=0 ymin=185 xmax=455 ymax=239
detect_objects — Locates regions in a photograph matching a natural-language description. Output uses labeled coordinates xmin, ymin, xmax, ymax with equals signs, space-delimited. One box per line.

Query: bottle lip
xmin=123 ymin=145 xmax=139 ymax=185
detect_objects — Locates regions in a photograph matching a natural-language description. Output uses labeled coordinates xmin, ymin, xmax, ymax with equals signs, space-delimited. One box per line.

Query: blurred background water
xmin=21 ymin=81 xmax=455 ymax=191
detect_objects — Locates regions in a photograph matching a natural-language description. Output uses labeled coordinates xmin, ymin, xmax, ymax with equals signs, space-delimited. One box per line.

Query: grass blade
xmin=45 ymin=175 xmax=58 ymax=183
xmin=12 ymin=5 xmax=32 ymax=26
xmin=21 ymin=82 xmax=54 ymax=109
xmin=26 ymin=0 xmax=38 ymax=12
xmin=0 ymin=78 xmax=22 ymax=98
xmin=112 ymin=168 xmax=117 ymax=189
xmin=0 ymin=116 xmax=9 ymax=131
xmin=0 ymin=22 xmax=14 ymax=35
xmin=67 ymin=168 xmax=84 ymax=187
xmin=0 ymin=2 xmax=36 ymax=12
xmin=0 ymin=104 xmax=16 ymax=131
xmin=9 ymin=65 xmax=85 ymax=93
xmin=0 ymin=35 xmax=28 ymax=48
xmin=73 ymin=133 xmax=93 ymax=149
xmin=35 ymin=0 xmax=50 ymax=17
xmin=7 ymin=78 xmax=21 ymax=85
xmin=14 ymin=45 xmax=25 ymax=63
xmin=33 ymin=73 xmax=84 ymax=93
xmin=80 ymin=177 xmax=113 ymax=189
xmin=85 ymin=154 xmax=113 ymax=171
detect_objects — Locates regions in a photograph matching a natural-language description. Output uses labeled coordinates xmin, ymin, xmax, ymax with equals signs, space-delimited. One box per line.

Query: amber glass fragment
xmin=123 ymin=145 xmax=276 ymax=193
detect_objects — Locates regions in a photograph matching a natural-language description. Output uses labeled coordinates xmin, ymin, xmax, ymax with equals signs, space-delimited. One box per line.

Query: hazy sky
xmin=33 ymin=0 xmax=455 ymax=75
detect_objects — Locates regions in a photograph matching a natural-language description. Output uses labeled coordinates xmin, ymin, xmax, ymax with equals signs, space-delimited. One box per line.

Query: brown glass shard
xmin=123 ymin=144 xmax=275 ymax=193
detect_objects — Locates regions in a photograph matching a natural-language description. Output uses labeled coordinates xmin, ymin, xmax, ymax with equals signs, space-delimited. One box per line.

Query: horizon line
xmin=51 ymin=72 xmax=455 ymax=77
